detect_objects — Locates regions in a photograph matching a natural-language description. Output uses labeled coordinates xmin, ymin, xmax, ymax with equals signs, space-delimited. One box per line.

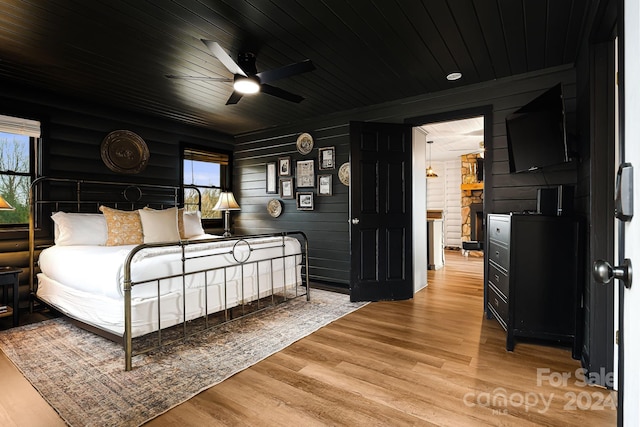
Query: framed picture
xmin=266 ymin=161 xmax=277 ymax=194
xmin=318 ymin=146 xmax=336 ymax=170
xmin=296 ymin=192 xmax=314 ymax=210
xmin=280 ymin=177 xmax=294 ymax=199
xmin=278 ymin=156 xmax=291 ymax=176
xmin=317 ymin=174 xmax=332 ymax=196
xmin=296 ymin=159 xmax=315 ymax=188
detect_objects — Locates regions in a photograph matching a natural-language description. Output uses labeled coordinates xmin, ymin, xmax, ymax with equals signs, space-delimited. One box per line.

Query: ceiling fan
xmin=166 ymin=40 xmax=315 ymax=105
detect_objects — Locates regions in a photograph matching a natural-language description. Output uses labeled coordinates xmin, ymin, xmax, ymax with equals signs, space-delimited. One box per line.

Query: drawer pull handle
xmin=493 ymin=298 xmax=499 ymax=307
xmin=495 ymin=251 xmax=499 ymax=258
xmin=494 ymin=274 xmax=499 ymax=282
xmin=496 ymin=228 xmax=500 ymax=233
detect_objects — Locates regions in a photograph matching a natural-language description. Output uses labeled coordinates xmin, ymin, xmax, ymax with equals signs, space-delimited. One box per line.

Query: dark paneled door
xmin=349 ymin=121 xmax=413 ymax=302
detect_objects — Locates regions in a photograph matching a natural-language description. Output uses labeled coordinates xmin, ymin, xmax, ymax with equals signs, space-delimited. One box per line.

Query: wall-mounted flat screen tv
xmin=506 ymin=84 xmax=569 ymax=173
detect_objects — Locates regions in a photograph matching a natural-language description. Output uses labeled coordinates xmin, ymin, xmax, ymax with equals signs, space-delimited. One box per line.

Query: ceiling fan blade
xmin=260 ymin=84 xmax=304 ymax=103
xmin=256 ymin=59 xmax=315 ymax=84
xmin=201 ymin=40 xmax=247 ymax=77
xmin=225 ymin=91 xmax=244 ymax=105
xmin=165 ymin=74 xmax=232 ymax=82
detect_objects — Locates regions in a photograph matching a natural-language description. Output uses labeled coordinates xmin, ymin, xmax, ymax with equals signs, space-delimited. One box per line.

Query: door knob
xmin=351 ymin=218 xmax=360 ymax=224
xmin=593 ymin=259 xmax=632 ymax=289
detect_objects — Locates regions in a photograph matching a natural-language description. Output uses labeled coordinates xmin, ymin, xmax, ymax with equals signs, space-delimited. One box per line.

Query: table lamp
xmin=213 ymin=191 xmax=240 ymax=237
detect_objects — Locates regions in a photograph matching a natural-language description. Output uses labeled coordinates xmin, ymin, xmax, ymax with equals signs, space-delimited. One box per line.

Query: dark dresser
xmin=486 ymin=213 xmax=582 ymax=359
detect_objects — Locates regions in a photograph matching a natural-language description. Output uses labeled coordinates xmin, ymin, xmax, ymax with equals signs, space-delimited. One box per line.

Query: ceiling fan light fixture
xmin=446 ymin=71 xmax=462 ymax=81
xmin=233 ymin=75 xmax=260 ymax=94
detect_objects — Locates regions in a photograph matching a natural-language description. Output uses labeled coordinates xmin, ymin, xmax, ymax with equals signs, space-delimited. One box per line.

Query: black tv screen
xmin=506 ymin=84 xmax=568 ymax=173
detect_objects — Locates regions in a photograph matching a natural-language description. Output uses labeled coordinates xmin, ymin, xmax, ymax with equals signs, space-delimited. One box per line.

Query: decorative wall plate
xmin=267 ymin=199 xmax=283 ymax=217
xmin=338 ymin=162 xmax=350 ymax=186
xmin=101 ymin=130 xmax=149 ymax=174
xmin=296 ymin=132 xmax=314 ymax=155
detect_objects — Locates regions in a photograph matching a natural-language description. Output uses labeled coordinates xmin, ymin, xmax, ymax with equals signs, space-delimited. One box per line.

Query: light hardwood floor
xmin=0 ymin=251 xmax=617 ymax=426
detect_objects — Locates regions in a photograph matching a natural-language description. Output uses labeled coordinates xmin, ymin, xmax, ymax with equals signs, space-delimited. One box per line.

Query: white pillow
xmin=138 ymin=207 xmax=181 ymax=243
xmin=182 ymin=210 xmax=205 ymax=238
xmin=51 ymin=212 xmax=108 ymax=246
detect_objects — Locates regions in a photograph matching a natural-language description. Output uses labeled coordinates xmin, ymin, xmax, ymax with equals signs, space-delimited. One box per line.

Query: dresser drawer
xmin=489 ymin=242 xmax=510 ymax=270
xmin=488 ymin=262 xmax=509 ymax=298
xmin=488 ymin=216 xmax=510 ymax=245
xmin=488 ymin=284 xmax=508 ymax=327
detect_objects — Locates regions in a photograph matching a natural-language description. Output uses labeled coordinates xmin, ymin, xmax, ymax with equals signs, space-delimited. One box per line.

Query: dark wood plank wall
xmin=234 ymin=65 xmax=579 ymax=287
xmin=233 ymin=125 xmax=351 ymax=285
xmin=0 ymin=82 xmax=234 ymax=316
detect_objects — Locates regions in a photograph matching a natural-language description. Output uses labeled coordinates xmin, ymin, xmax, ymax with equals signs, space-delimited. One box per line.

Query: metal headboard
xmin=28 ymin=177 xmax=201 ymax=301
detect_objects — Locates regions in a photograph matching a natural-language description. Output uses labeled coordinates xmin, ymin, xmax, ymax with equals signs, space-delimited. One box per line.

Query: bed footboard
xmin=122 ymin=232 xmax=310 ymax=371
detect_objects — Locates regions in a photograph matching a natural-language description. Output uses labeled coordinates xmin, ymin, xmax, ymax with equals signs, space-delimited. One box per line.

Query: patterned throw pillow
xmin=99 ymin=206 xmax=144 ymax=246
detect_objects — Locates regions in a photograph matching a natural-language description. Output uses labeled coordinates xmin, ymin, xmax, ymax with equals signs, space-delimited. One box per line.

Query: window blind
xmin=183 ymin=148 xmax=229 ymax=165
xmin=0 ymin=114 xmax=41 ymax=138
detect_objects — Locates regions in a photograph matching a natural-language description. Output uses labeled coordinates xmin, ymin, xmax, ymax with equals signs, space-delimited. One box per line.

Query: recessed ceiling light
xmin=446 ymin=72 xmax=462 ymax=81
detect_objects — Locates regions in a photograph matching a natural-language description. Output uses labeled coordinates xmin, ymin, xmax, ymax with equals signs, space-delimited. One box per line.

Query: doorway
xmin=407 ymin=106 xmax=493 ymax=306
xmin=419 ymin=116 xmax=485 ymax=253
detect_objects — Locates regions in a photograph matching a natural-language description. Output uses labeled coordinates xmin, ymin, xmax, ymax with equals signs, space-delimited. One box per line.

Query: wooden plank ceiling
xmin=0 ymin=0 xmax=592 ymax=136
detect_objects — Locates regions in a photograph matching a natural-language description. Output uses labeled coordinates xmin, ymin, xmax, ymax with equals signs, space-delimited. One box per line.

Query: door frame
xmin=406 ymin=105 xmax=493 ymax=295
xmin=406 ymin=105 xmax=494 ymax=219
xmin=617 ymin=1 xmax=626 ymax=423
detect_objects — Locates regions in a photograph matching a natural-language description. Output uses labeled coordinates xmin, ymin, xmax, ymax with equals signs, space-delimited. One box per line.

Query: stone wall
xmin=461 ymin=154 xmax=483 ymax=242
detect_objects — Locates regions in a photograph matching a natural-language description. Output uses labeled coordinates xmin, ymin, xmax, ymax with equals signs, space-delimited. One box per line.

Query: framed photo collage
xmin=265 ymin=133 xmax=338 ymax=212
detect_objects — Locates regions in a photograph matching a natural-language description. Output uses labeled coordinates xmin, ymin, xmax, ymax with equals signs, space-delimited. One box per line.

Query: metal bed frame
xmin=29 ymin=177 xmax=310 ymax=370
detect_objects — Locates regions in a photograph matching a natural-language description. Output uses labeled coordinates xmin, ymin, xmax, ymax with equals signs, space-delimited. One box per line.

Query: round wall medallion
xmin=296 ymin=132 xmax=314 ymax=155
xmin=267 ymin=199 xmax=283 ymax=217
xmin=101 ymin=130 xmax=150 ymax=174
xmin=338 ymin=162 xmax=350 ymax=186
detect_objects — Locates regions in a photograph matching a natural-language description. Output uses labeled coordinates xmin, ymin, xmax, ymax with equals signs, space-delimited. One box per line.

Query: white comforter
xmin=38 ymin=234 xmax=302 ymax=300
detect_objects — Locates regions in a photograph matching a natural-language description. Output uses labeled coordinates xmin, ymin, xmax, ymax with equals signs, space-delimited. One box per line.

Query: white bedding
xmin=36 ymin=234 xmax=304 ymax=337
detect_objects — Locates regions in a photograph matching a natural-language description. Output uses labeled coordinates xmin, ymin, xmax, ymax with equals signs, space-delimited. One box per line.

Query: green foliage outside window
xmin=0 ymin=133 xmax=31 ymax=225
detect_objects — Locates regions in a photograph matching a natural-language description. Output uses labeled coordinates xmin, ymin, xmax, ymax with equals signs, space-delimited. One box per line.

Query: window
xmin=182 ymin=147 xmax=231 ymax=220
xmin=0 ymin=114 xmax=39 ymax=226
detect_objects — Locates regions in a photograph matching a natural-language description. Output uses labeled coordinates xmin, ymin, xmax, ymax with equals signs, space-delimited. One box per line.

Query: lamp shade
xmin=213 ymin=191 xmax=241 ymax=211
xmin=0 ymin=195 xmax=15 ymax=210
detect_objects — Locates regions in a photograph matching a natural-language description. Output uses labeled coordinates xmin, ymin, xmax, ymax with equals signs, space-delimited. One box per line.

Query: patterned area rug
xmin=0 ymin=289 xmax=366 ymax=427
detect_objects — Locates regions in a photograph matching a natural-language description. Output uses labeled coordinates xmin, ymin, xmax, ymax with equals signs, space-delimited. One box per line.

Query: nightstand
xmin=0 ymin=267 xmax=21 ymax=328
